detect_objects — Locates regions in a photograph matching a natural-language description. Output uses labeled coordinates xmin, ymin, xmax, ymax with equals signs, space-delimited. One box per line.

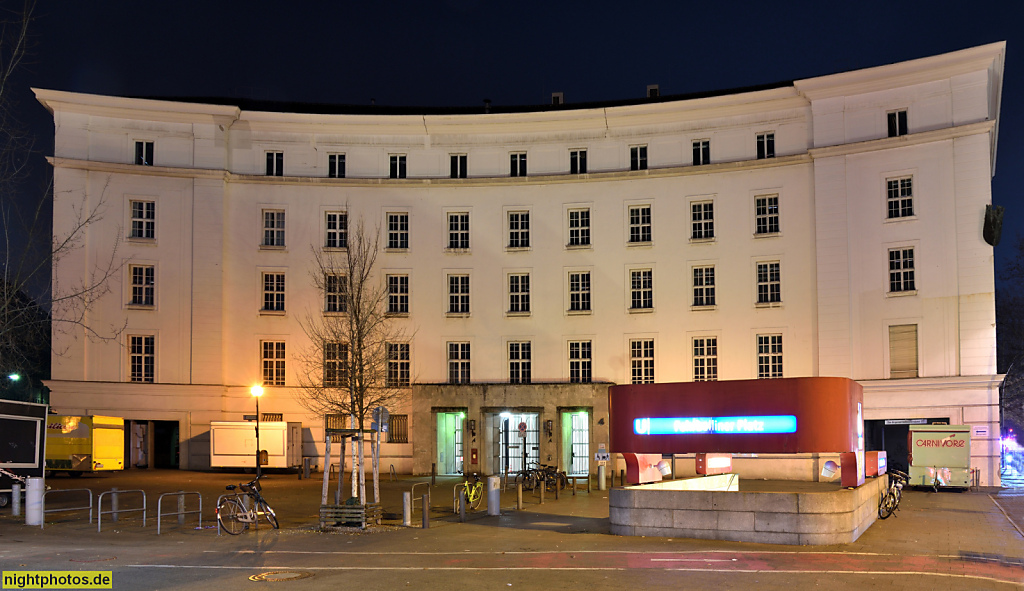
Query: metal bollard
xmin=421 ymin=494 xmax=429 ymax=529
xmin=540 ymin=483 xmax=545 ymax=505
xmin=459 ymin=490 xmax=466 ymax=522
xmin=111 ymin=487 xmax=119 ymax=523
xmin=598 ymin=465 xmax=607 ymax=491
xmin=516 ymin=483 xmax=523 ymax=510
xmin=555 ymin=480 xmax=560 ymax=500
xmin=487 ymin=476 xmax=500 ymax=516
xmin=12 ymin=483 xmax=20 ymax=517
xmin=620 ymin=469 xmax=625 ymax=487
xmin=25 ymin=477 xmax=43 ymax=526
xmin=177 ymin=491 xmax=185 ymax=526
xmin=431 ymin=463 xmax=436 ymax=487
xmin=403 ymin=491 xmax=411 ymax=526
xmin=303 ymin=457 xmax=312 ymax=480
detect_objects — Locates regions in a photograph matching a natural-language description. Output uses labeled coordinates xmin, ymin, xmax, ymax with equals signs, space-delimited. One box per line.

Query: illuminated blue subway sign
xmin=633 ymin=415 xmax=798 ymax=435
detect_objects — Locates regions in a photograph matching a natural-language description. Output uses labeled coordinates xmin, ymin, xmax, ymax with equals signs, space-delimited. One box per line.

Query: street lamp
xmin=8 ymin=373 xmax=21 ymax=382
xmin=250 ymin=385 xmax=264 ymax=478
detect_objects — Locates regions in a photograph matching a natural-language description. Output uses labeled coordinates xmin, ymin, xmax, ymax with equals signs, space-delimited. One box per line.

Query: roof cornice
xmin=33 ymin=88 xmax=240 ymax=124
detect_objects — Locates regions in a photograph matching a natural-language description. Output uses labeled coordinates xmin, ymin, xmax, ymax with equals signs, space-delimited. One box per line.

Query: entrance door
xmin=437 ymin=413 xmax=464 ymax=475
xmin=495 ymin=413 xmax=538 ymax=476
xmin=563 ymin=411 xmax=589 ymax=475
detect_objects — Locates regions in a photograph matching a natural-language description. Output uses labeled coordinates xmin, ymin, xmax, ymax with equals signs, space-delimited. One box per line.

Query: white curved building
xmin=37 ymin=42 xmax=1005 ymax=484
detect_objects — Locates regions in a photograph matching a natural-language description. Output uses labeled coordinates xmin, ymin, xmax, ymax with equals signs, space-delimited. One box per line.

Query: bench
xmin=319 ymin=502 xmax=382 ymax=529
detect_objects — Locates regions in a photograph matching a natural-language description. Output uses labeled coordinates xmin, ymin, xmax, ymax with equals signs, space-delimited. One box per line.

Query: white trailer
xmin=210 ymin=421 xmax=302 ymax=469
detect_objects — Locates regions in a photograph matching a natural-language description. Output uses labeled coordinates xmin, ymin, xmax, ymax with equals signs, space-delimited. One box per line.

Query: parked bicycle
xmin=878 ymin=468 xmax=909 ymax=519
xmin=455 ymin=473 xmax=484 ymax=512
xmin=216 ymin=476 xmax=279 ymax=534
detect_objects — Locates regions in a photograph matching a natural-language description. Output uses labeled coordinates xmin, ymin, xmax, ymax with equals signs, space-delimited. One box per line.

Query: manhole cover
xmin=249 ymin=571 xmax=314 ymax=582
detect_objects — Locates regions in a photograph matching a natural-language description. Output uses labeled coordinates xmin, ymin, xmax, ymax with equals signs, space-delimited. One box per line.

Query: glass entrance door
xmin=495 ymin=413 xmax=539 ymax=476
xmin=437 ymin=412 xmax=464 ymax=475
xmin=563 ymin=411 xmax=589 ymax=475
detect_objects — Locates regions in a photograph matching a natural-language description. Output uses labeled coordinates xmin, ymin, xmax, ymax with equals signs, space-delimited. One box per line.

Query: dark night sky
xmin=10 ymin=0 xmax=1024 ymax=271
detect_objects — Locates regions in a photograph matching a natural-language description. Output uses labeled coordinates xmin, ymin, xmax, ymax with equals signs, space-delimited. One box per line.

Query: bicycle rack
xmin=40 ymin=488 xmax=93 ymax=529
xmin=156 ymin=491 xmax=202 ymax=535
xmin=97 ymin=489 xmax=146 ymax=532
xmin=410 ymin=482 xmax=430 ymax=511
xmin=389 ymin=464 xmax=397 ymax=482
xmin=214 ymin=493 xmax=252 ymax=535
xmin=453 ymin=483 xmax=467 ymax=512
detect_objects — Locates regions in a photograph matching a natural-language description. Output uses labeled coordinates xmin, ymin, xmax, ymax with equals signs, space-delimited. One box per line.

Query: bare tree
xmin=296 ymin=218 xmax=410 ymax=505
xmin=0 ymin=1 xmax=124 ymax=393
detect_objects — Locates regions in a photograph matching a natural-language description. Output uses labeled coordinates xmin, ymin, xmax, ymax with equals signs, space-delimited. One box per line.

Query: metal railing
xmin=41 ymin=489 xmax=93 ymax=529
xmin=97 ymin=489 xmax=146 ymax=532
xmin=410 ymin=482 xmax=430 ymax=510
xmin=156 ymin=491 xmax=202 ymax=535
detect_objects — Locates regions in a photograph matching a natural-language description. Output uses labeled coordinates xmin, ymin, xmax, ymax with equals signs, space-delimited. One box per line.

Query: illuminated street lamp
xmin=8 ymin=373 xmax=21 ymax=382
xmin=250 ymin=385 xmax=264 ymax=478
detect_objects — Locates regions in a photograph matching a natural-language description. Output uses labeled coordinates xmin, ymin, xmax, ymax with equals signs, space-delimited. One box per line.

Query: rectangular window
xmin=887 ymin=110 xmax=908 ymax=137
xmin=261 ymin=341 xmax=286 ymax=386
xmin=889 ymin=324 xmax=918 ymax=379
xmin=570 ymin=149 xmax=588 ymax=174
xmin=129 ymin=335 xmax=155 ymax=383
xmin=692 ymin=266 xmax=715 ymax=307
xmin=756 ymin=132 xmax=775 ymax=159
xmin=886 ymin=177 xmax=914 ymax=219
xmin=130 ymin=265 xmax=155 ymax=306
xmin=693 ymin=337 xmax=718 ymax=382
xmin=387 ymin=414 xmax=409 ymax=443
xmin=447 ymin=213 xmax=470 ymax=249
xmin=262 ymin=210 xmax=285 ymax=247
xmin=450 ymin=154 xmax=467 ymax=179
xmin=135 ymin=141 xmax=154 ymax=166
xmin=755 ymin=195 xmax=780 ymax=234
xmin=691 ymin=201 xmax=714 ymax=239
xmin=328 ymin=154 xmax=346 ymax=178
xmin=262 ymin=273 xmax=286 ymax=311
xmin=130 ymin=200 xmax=155 ymax=239
xmin=757 ymin=334 xmax=783 ymax=378
xmin=387 ymin=343 xmax=411 ymax=387
xmin=508 ymin=211 xmax=530 ymax=248
xmin=266 ymin=151 xmax=283 ymax=176
xmin=630 ymin=269 xmax=653 ymax=310
xmin=509 ymin=341 xmax=532 ymax=384
xmin=568 ymin=271 xmax=591 ymax=312
xmin=568 ymin=208 xmax=591 ymax=247
xmin=389 ymin=154 xmax=407 ymax=179
xmin=628 ymin=205 xmax=652 ymax=243
xmin=509 ymin=274 xmax=530 ymax=313
xmin=510 ymin=152 xmax=527 ymax=177
xmin=325 ymin=274 xmax=346 ymax=313
xmin=387 ymin=213 xmax=409 ymax=249
xmin=630 ymin=145 xmax=647 ymax=171
xmin=324 ymin=342 xmax=349 ymax=387
xmin=447 ymin=342 xmax=471 ymax=384
xmin=448 ymin=274 xmax=470 ymax=314
xmin=568 ymin=340 xmax=592 ymax=383
xmin=756 ymin=262 xmax=781 ymax=304
xmin=888 ymin=248 xmax=916 ymax=292
xmin=630 ymin=339 xmax=654 ymax=384
xmin=387 ymin=274 xmax=409 ymax=314
xmin=325 ymin=211 xmax=348 ymax=249
xmin=692 ymin=140 xmax=710 ymax=165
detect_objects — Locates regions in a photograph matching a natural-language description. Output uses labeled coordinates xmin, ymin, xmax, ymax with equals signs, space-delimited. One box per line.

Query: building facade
xmin=38 ymin=42 xmax=1005 ymax=484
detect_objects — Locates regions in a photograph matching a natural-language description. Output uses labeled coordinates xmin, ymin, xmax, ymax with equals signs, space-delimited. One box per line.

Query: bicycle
xmin=538 ymin=464 xmax=568 ymax=492
xmin=216 ymin=476 xmax=279 ymax=534
xmin=455 ymin=473 xmax=483 ymax=512
xmin=878 ymin=468 xmax=908 ymax=519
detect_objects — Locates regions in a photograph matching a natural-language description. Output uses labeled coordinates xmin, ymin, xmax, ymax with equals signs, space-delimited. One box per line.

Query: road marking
xmin=650 ymin=558 xmax=734 ymax=562
xmin=207 ymin=549 xmax=960 ymax=558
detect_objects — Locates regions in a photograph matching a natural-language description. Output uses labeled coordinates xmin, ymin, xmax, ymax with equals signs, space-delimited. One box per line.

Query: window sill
xmin=387 ymin=312 xmax=410 ymax=318
xmin=886 ymin=289 xmax=917 ymax=298
xmin=259 ymin=245 xmax=286 ymax=251
xmin=565 ymin=243 xmax=592 ymax=250
xmin=506 ymin=246 xmax=531 ymax=253
xmin=322 ymin=246 xmax=348 ymax=252
xmin=691 ymin=304 xmax=717 ymax=311
xmin=506 ymin=311 xmax=531 ymax=317
xmin=446 ymin=312 xmax=471 ymax=318
xmin=884 ymin=215 xmax=917 ymax=223
xmin=567 ymin=309 xmax=592 ymax=316
xmin=753 ymin=232 xmax=781 ymax=239
xmin=260 ymin=309 xmax=286 ymax=316
xmin=323 ymin=311 xmax=347 ymax=317
xmin=627 ymin=241 xmax=652 ymax=248
xmin=385 ymin=248 xmax=409 ymax=254
xmin=445 ymin=248 xmax=471 ymax=254
xmin=126 ymin=304 xmax=155 ymax=310
xmin=689 ymin=236 xmax=715 ymax=244
xmin=628 ymin=307 xmax=654 ymax=314
xmin=755 ymin=301 xmax=783 ymax=309
xmin=127 ymin=237 xmax=156 ymax=245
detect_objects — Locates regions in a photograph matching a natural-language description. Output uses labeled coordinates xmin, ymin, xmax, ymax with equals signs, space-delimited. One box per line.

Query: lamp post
xmin=250 ymin=385 xmax=264 ymax=478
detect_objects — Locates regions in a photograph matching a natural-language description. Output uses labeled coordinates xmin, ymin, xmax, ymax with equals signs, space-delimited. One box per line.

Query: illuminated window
xmin=387 ymin=274 xmax=409 ymax=314
xmin=508 ymin=274 xmax=530 ymax=313
xmin=691 ymin=201 xmax=714 ymax=240
xmin=889 ymin=248 xmax=915 ymax=292
xmin=508 ymin=211 xmax=530 ymax=248
xmin=628 ymin=205 xmax=651 ymax=243
xmin=887 ymin=177 xmax=913 ymax=219
xmin=448 ymin=342 xmax=470 ymax=384
xmin=509 ymin=341 xmax=532 ymax=384
xmin=129 ymin=335 xmax=155 ymax=383
xmin=130 ymin=200 xmax=155 ymax=239
xmin=387 ymin=213 xmax=409 ymax=249
xmin=630 ymin=269 xmax=653 ymax=310
xmin=693 ymin=337 xmax=717 ymax=381
xmin=756 ymin=262 xmax=781 ymax=304
xmin=693 ymin=266 xmax=715 ymax=307
xmin=262 ymin=210 xmax=285 ymax=247
xmin=568 ymin=272 xmax=591 ymax=312
xmin=757 ymin=334 xmax=783 ymax=379
xmin=387 ymin=343 xmax=410 ymax=387
xmin=325 ymin=211 xmax=347 ymax=248
xmin=447 ymin=213 xmax=470 ymax=250
xmin=262 ymin=273 xmax=285 ymax=311
xmin=630 ymin=339 xmax=654 ymax=384
xmin=130 ymin=265 xmax=154 ymax=306
xmin=569 ymin=340 xmax=592 ymax=383
xmin=755 ymin=195 xmax=780 ymax=234
xmin=889 ymin=325 xmax=918 ymax=379
xmin=630 ymin=145 xmax=647 ymax=171
xmin=261 ymin=341 xmax=286 ymax=386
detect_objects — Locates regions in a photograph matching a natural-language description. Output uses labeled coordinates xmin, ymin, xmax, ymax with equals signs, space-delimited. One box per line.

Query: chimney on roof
xmin=551 ymin=92 xmax=564 ymax=106
xmin=647 ymin=84 xmax=660 ymax=98
xmin=483 ymin=98 xmax=491 ymax=113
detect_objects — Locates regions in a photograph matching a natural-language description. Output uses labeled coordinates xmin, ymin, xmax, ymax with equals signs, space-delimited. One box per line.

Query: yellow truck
xmin=45 ymin=415 xmax=125 ymax=476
